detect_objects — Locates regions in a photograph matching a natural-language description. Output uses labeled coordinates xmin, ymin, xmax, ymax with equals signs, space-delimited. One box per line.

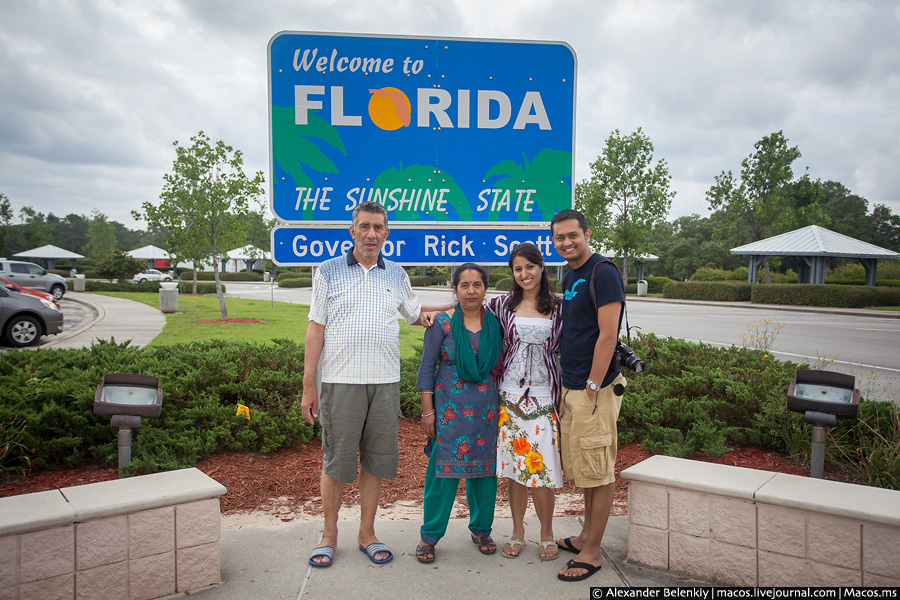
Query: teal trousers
xmin=420 ymin=445 xmax=498 ymax=546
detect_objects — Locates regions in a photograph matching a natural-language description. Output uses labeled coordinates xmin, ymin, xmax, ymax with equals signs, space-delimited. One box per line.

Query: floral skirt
xmin=496 ymin=389 xmax=563 ymax=488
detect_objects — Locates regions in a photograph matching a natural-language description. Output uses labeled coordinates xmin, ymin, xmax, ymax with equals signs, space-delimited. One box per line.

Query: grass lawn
xmin=93 ymin=292 xmax=426 ymax=357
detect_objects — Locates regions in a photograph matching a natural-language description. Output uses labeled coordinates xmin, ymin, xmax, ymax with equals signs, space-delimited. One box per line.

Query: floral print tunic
xmin=416 ymin=312 xmax=500 ymax=479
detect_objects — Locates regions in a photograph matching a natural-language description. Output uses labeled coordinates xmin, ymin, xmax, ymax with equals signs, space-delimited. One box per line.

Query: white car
xmin=132 ymin=269 xmax=172 ymax=283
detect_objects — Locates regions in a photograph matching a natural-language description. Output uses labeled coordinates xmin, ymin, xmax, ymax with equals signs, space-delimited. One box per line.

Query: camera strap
xmin=588 ymin=258 xmax=633 ymax=344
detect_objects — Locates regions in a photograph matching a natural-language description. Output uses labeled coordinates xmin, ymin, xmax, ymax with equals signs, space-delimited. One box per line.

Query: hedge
xmin=191 ymin=271 xmax=262 ymax=282
xmin=751 ymin=284 xmax=900 ymax=308
xmin=277 ymin=277 xmax=312 ymax=288
xmin=663 ymin=281 xmax=752 ymax=302
xmin=72 ymin=280 xmax=223 ymax=294
xmin=826 ymin=279 xmax=900 ymax=288
xmin=275 ymin=272 xmax=306 ymax=283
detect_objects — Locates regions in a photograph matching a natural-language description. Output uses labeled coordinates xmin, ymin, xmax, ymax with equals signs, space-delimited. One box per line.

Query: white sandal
xmin=501 ymin=539 xmax=526 ymax=558
xmin=539 ymin=540 xmax=559 ymax=561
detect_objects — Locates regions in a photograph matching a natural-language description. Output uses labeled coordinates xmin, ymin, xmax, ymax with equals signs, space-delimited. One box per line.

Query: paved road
xmin=225 ymin=282 xmax=899 ymax=401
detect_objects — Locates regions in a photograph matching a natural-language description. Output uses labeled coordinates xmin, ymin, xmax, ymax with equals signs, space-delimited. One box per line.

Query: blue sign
xmin=271 ymin=225 xmax=562 ymax=266
xmin=268 ymin=32 xmax=576 ymax=225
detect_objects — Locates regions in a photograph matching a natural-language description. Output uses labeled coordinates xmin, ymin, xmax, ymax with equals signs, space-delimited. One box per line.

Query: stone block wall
xmin=0 ymin=468 xmax=225 ymax=600
xmin=622 ymin=455 xmax=900 ymax=587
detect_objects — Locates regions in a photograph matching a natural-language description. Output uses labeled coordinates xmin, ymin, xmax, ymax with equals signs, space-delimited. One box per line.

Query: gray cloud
xmin=1 ymin=0 xmax=897 ymax=231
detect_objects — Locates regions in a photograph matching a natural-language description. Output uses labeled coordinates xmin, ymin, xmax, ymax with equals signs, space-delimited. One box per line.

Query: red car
xmin=0 ymin=276 xmax=61 ymax=308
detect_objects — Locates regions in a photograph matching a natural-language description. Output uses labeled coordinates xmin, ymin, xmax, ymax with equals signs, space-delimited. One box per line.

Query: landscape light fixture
xmin=787 ymin=369 xmax=859 ymax=479
xmin=93 ymin=374 xmax=163 ymax=477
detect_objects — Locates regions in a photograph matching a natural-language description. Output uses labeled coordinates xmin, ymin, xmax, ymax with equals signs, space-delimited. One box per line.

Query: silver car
xmin=0 ymin=285 xmax=64 ymax=347
xmin=132 ymin=269 xmax=172 ymax=283
xmin=0 ymin=259 xmax=68 ymax=300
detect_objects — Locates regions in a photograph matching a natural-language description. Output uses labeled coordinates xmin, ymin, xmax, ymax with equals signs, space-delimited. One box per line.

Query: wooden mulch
xmin=0 ymin=418 xmax=814 ymax=517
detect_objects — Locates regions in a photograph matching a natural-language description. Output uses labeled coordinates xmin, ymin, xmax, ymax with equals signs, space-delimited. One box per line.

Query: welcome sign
xmin=268 ymin=32 xmax=576 ymax=226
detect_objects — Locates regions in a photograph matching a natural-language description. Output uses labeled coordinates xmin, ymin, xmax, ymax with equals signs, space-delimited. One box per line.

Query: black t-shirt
xmin=560 ymin=254 xmax=625 ymax=389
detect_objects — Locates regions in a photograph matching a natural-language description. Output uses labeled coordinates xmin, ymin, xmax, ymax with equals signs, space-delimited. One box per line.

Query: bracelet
xmin=421 ymin=410 xmax=435 ymax=418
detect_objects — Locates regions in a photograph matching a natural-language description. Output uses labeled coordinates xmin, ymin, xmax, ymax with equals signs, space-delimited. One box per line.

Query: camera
xmin=612 ymin=342 xmax=645 ymax=374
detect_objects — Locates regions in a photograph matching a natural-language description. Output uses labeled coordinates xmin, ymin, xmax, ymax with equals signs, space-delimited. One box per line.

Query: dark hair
xmin=550 ymin=209 xmax=588 ymax=235
xmin=352 ymin=201 xmax=388 ymax=228
xmin=506 ymin=243 xmax=556 ymax=315
xmin=452 ymin=263 xmax=489 ymax=290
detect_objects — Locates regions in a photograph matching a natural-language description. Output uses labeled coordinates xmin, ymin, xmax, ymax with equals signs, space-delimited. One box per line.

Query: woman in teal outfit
xmin=414 ymin=263 xmax=502 ymax=564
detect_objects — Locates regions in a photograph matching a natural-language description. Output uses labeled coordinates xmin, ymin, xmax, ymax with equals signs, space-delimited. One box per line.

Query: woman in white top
xmin=487 ymin=242 xmax=563 ymax=561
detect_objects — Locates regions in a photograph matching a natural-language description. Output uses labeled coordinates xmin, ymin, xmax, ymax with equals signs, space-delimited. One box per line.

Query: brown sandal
xmin=415 ymin=543 xmax=435 ymax=564
xmin=470 ymin=534 xmax=497 ymax=555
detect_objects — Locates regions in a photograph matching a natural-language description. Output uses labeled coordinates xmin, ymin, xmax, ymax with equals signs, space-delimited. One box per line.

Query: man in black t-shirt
xmin=550 ymin=209 xmax=626 ymax=583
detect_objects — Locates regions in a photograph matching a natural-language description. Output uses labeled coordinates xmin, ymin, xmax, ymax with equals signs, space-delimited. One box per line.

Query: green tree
xmin=707 ymin=130 xmax=802 ymax=283
xmin=576 ymin=128 xmax=674 ymax=280
xmin=0 ymin=194 xmax=13 ymax=257
xmin=17 ymin=206 xmax=49 ymax=252
xmin=135 ymin=131 xmax=265 ymax=318
xmin=870 ymin=204 xmax=900 ymax=252
xmin=95 ymin=250 xmax=147 ymax=282
xmin=85 ymin=211 xmax=118 ymax=261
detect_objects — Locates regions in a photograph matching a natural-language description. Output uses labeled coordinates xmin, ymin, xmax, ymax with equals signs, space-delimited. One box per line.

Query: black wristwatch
xmin=586 ymin=378 xmax=599 ymax=392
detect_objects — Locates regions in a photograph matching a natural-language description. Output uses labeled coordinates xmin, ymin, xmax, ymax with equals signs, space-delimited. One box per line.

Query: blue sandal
xmin=308 ymin=545 xmax=335 ymax=567
xmin=359 ymin=542 xmax=393 ymax=564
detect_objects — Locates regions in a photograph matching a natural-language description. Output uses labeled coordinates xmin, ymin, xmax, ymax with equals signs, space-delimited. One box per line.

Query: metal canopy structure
xmin=730 ymin=225 xmax=900 ymax=285
xmin=225 ymin=246 xmax=270 ymax=273
xmin=13 ymin=244 xmax=85 ymax=270
xmin=127 ymin=245 xmax=171 ymax=268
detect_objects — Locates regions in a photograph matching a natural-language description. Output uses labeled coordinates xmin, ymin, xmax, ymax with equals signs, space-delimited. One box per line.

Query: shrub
xmin=278 ymin=277 xmax=312 ymax=288
xmin=96 ymin=251 xmax=148 ymax=281
xmin=409 ymin=276 xmax=430 ymax=286
xmin=663 ymin=281 xmax=752 ymax=301
xmin=751 ymin=284 xmax=900 ymax=308
xmin=691 ymin=267 xmax=749 ymax=282
xmin=492 ymin=276 xmax=511 ymax=290
xmin=495 ymin=278 xmax=514 ymax=291
xmin=276 ymin=272 xmax=306 ymax=283
xmin=0 ymin=340 xmax=312 ymax=474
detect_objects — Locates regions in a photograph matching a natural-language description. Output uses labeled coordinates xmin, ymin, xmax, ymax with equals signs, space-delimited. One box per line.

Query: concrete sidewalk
xmin=41 ymin=291 xmax=165 ymax=349
xmin=192 ymin=515 xmax=710 ymax=599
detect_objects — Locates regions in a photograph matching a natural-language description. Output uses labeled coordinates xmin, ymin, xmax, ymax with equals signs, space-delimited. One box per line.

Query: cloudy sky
xmin=1 ymin=0 xmax=898 ymax=231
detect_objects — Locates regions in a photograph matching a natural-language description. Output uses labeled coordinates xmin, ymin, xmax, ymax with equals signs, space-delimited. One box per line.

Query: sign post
xmin=268 ymin=32 xmax=576 ymax=264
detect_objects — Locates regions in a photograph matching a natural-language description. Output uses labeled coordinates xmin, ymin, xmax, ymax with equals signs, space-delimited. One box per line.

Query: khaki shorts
xmin=319 ymin=382 xmax=400 ymax=483
xmin=559 ymin=374 xmax=626 ymax=488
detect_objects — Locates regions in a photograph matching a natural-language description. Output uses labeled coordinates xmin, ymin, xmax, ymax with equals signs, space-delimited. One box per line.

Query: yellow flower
xmin=525 ymin=450 xmax=544 ymax=474
xmin=498 ymin=404 xmax=509 ymax=428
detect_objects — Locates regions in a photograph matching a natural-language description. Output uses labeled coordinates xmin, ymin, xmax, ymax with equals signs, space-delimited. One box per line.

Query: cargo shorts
xmin=559 ymin=374 xmax=626 ymax=488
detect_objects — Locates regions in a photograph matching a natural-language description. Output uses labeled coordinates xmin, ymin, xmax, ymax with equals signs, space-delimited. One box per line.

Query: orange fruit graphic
xmin=368 ymin=87 xmax=411 ymax=131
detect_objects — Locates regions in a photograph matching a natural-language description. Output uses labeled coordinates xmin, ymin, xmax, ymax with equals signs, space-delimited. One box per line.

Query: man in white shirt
xmin=302 ymin=201 xmax=442 ymax=567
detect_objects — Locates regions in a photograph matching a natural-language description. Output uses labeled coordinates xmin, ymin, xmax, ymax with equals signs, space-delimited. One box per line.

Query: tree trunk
xmin=213 ymin=255 xmax=228 ymax=320
xmin=763 ymin=256 xmax=772 ymax=284
xmin=192 ymin=269 xmax=198 ymax=295
xmin=622 ymin=251 xmax=630 ymax=284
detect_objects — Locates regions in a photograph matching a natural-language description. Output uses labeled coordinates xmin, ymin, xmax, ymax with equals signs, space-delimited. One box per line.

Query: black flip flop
xmin=557 ymin=559 xmax=602 ymax=582
xmin=558 ymin=537 xmax=581 ymax=554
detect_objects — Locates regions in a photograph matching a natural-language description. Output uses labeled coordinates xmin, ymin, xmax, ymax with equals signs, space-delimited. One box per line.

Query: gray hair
xmin=351 ymin=202 xmax=388 ymax=228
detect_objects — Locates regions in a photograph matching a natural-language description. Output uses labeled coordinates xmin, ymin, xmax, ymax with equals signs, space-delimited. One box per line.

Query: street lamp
xmin=787 ymin=369 xmax=859 ymax=479
xmin=93 ymin=374 xmax=163 ymax=477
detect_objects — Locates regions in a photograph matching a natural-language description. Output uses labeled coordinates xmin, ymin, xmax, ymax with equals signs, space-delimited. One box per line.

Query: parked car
xmin=132 ymin=269 xmax=172 ymax=283
xmin=0 ymin=285 xmax=63 ymax=347
xmin=0 ymin=259 xmax=67 ymax=300
xmin=0 ymin=276 xmax=60 ymax=308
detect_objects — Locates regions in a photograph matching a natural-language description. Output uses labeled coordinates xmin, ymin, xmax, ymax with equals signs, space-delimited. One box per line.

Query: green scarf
xmin=450 ymin=303 xmax=501 ymax=384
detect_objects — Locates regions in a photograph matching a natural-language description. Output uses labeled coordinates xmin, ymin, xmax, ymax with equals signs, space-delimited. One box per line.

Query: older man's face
xmin=350 ymin=210 xmax=388 ymax=260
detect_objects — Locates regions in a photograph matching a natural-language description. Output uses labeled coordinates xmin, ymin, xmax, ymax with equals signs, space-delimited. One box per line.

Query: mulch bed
xmin=0 ymin=418 xmax=819 ymax=518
